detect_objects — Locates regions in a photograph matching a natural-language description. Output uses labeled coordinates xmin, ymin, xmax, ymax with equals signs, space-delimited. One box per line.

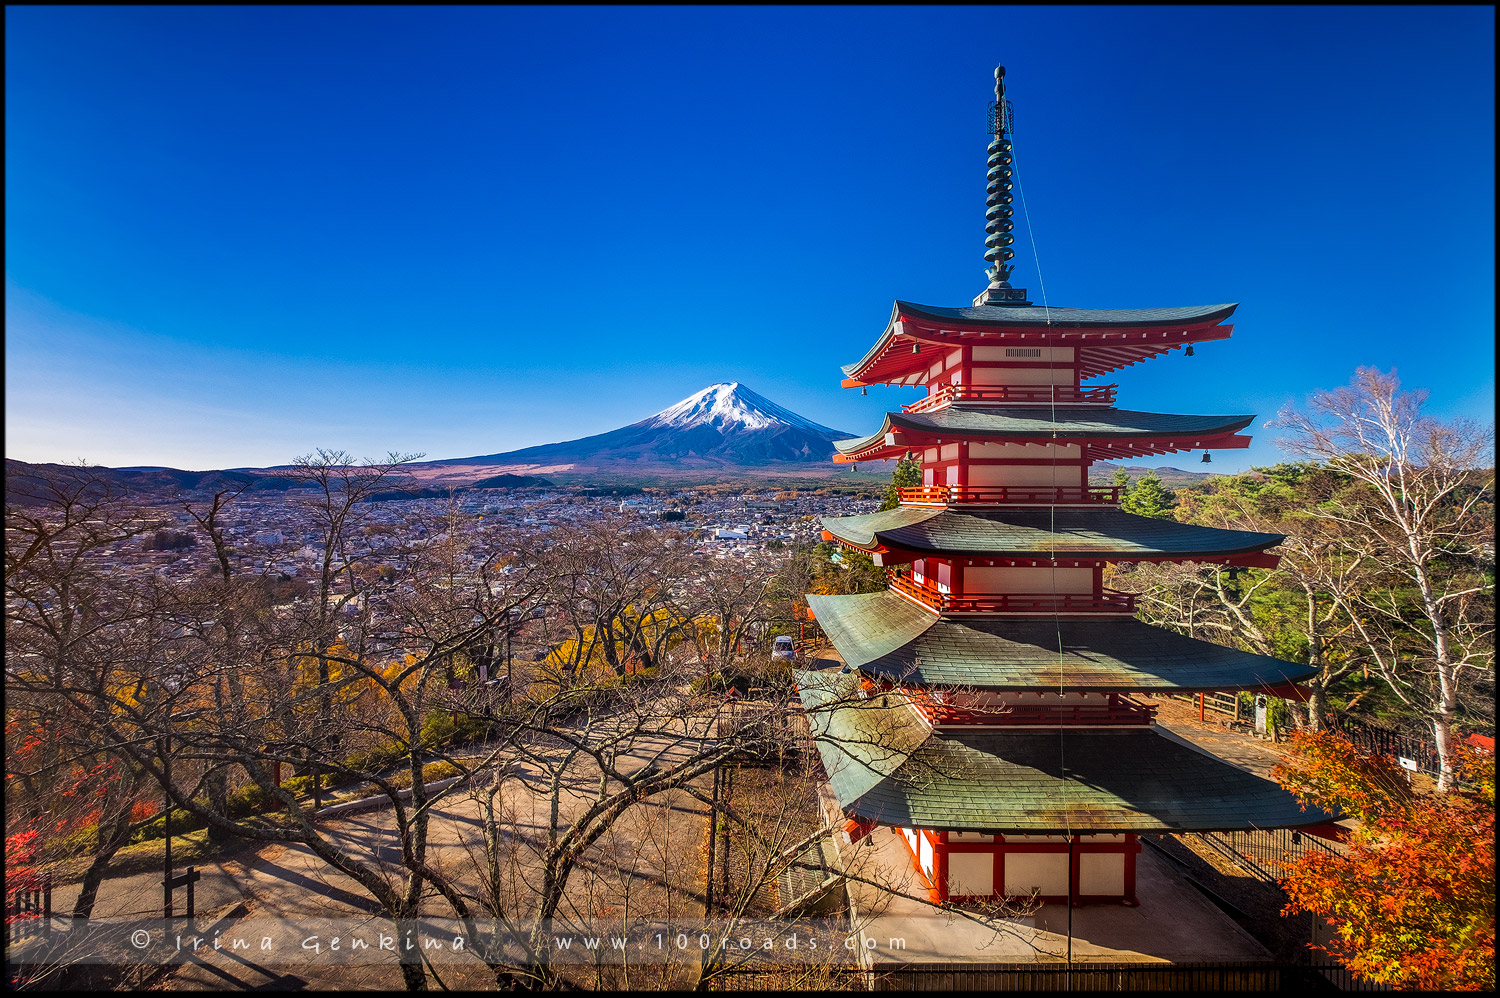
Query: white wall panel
xmin=948 ymin=851 xmax=995 ymax=896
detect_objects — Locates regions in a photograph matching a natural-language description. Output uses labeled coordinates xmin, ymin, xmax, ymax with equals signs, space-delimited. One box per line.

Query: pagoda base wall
xmin=893 ymin=827 xmax=1139 ymax=906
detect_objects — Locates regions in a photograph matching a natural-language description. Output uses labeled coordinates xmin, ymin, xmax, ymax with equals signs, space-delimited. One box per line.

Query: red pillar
xmin=1124 ymin=835 xmax=1140 ymax=905
xmin=1069 ymin=836 xmax=1083 ymax=906
xmin=931 ymin=832 xmax=949 ymax=903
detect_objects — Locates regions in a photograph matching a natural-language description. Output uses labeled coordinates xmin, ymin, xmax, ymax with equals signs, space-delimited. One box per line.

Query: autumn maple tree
xmin=1274 ymin=730 xmax=1495 ymax=990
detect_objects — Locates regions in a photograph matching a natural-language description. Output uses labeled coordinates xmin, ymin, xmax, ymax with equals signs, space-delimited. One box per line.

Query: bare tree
xmin=1134 ymin=463 xmax=1374 ymax=730
xmin=1273 ymin=368 xmax=1495 ymax=787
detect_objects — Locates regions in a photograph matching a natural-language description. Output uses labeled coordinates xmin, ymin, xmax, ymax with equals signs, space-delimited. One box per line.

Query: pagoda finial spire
xmin=975 ymin=65 xmax=1031 ymax=306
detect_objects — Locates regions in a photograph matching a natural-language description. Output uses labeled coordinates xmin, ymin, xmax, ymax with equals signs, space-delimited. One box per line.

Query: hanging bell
xmin=1201 ymin=452 xmax=1212 ymax=463
xmin=1184 ymin=345 xmax=1195 ymax=357
xmin=912 ymin=342 xmax=921 ymax=354
xmin=861 ymin=387 xmax=868 ymax=396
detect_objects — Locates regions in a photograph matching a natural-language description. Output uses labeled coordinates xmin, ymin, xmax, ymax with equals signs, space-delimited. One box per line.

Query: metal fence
xmin=713 ymin=960 xmax=1391 ymax=991
xmin=1197 ymin=826 xmax=1343 ymax=883
xmin=1329 ymin=716 xmax=1440 ymax=776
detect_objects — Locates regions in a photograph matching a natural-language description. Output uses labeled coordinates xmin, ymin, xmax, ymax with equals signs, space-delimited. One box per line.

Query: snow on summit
xmin=641 ymin=383 xmax=845 ymax=436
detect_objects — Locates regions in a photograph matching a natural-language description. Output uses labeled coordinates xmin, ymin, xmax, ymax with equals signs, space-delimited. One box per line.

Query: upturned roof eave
xmin=831 ymin=410 xmax=1257 ymax=459
xmin=840 ymin=301 xmax=1239 ymax=383
xmin=819 ymin=508 xmax=1287 ymax=559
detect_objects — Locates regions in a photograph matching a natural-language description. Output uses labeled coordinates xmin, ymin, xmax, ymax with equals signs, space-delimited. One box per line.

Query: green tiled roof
xmin=807 ymin=591 xmax=1317 ymax=692
xmin=796 ymin=669 xmax=1334 ymax=834
xmin=823 ymin=506 xmax=1283 ymax=558
xmin=833 ymin=409 xmax=1253 ymax=455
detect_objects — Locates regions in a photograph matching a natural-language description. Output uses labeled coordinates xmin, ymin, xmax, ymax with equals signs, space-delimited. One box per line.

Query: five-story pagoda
xmin=798 ymin=67 xmax=1333 ymax=907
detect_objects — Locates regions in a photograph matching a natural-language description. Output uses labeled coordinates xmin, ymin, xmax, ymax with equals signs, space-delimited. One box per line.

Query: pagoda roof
xmin=797 ymin=669 xmax=1334 ymax=834
xmin=822 ymin=506 xmax=1283 ymax=560
xmin=896 ymin=300 xmax=1239 ymax=330
xmin=807 ymin=591 xmax=1316 ymax=692
xmin=843 ymin=301 xmax=1238 ymax=385
xmin=832 ymin=408 xmax=1253 ymax=462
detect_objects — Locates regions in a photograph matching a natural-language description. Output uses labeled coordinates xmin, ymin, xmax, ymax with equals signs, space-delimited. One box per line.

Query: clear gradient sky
xmin=6 ymin=6 xmax=1494 ymax=472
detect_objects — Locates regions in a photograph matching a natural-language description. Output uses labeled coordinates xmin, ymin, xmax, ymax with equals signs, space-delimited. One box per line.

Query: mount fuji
xmin=414 ymin=383 xmax=860 ymax=482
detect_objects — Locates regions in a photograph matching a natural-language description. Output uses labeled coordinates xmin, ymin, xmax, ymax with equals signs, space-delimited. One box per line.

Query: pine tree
xmin=1120 ymin=469 xmax=1177 ymax=519
xmin=879 ymin=455 xmax=923 ymax=511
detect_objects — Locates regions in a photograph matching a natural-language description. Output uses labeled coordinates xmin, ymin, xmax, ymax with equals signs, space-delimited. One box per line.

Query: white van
xmin=771 ymin=636 xmax=795 ymax=661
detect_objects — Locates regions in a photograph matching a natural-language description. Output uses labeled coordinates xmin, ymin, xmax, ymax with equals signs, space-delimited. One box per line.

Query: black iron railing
xmin=711 ymin=960 xmax=1390 ymax=991
xmin=1198 ymin=827 xmax=1343 ymax=884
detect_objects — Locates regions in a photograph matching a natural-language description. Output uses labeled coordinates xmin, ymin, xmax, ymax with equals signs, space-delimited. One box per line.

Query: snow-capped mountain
xmin=639 ymin=383 xmax=846 ymax=436
xmin=427 ymin=383 xmax=855 ymax=475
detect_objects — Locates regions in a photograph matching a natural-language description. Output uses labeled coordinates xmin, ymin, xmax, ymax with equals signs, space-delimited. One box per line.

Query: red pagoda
xmin=798 ymin=67 xmax=1333 ymax=907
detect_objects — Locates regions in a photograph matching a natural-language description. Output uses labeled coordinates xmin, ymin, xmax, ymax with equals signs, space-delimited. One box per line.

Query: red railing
xmin=897 ymin=485 xmax=1122 ymax=506
xmin=915 ymin=697 xmax=1157 ymax=727
xmin=904 ymin=384 xmax=1117 ymax=413
xmin=888 ymin=572 xmax=1137 ymax=615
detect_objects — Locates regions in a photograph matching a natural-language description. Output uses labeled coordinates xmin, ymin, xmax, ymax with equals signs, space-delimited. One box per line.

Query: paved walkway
xmin=1148 ymin=696 xmax=1290 ymax=779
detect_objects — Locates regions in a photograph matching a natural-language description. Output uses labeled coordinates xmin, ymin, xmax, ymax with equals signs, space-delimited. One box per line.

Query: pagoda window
xmin=973 ymin=346 xmax=1075 ymax=363
xmin=939 ymin=444 xmax=961 ymax=462
xmin=934 ymin=561 xmax=952 ymax=591
xmin=923 ymin=447 xmax=940 ymax=462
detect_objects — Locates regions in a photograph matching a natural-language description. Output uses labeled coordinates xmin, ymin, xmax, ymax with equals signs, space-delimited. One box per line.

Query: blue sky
xmin=6 ymin=6 xmax=1494 ymax=471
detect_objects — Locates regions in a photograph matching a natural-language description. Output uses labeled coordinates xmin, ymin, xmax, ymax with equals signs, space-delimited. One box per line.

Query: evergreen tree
xmin=878 ymin=455 xmax=923 ymax=511
xmin=1120 ymin=469 xmax=1177 ymax=519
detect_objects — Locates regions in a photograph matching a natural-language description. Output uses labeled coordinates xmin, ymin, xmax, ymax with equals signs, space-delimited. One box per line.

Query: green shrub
xmin=345 ymin=740 xmax=408 ymax=774
xmin=131 ymin=807 xmax=207 ymax=844
xmin=418 ymin=711 xmax=490 ymax=750
xmin=385 ymin=760 xmax=463 ymax=791
xmin=226 ymin=783 xmax=277 ymax=818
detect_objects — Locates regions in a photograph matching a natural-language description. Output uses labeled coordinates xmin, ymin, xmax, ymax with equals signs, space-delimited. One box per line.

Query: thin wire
xmin=1011 ymin=126 xmax=1075 ymax=867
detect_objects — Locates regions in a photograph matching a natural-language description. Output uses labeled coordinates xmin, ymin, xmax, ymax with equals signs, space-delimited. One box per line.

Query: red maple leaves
xmin=1274 ymin=730 xmax=1495 ymax=990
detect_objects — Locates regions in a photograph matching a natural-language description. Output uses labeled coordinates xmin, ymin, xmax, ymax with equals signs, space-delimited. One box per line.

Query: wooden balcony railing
xmin=913 ymin=697 xmax=1157 ymax=727
xmin=897 ymin=485 xmax=1122 ymax=507
xmin=888 ymin=572 xmax=1137 ymax=615
xmin=903 ymin=384 xmax=1117 ymax=413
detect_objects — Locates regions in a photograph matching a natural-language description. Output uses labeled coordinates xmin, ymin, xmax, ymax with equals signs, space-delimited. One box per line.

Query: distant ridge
xmin=3 ymin=458 xmax=553 ymax=503
xmin=1089 ymin=463 xmax=1217 ymax=487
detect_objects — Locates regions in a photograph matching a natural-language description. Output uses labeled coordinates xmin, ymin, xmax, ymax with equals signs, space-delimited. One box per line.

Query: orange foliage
xmin=1274 ymin=731 xmax=1495 ymax=990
